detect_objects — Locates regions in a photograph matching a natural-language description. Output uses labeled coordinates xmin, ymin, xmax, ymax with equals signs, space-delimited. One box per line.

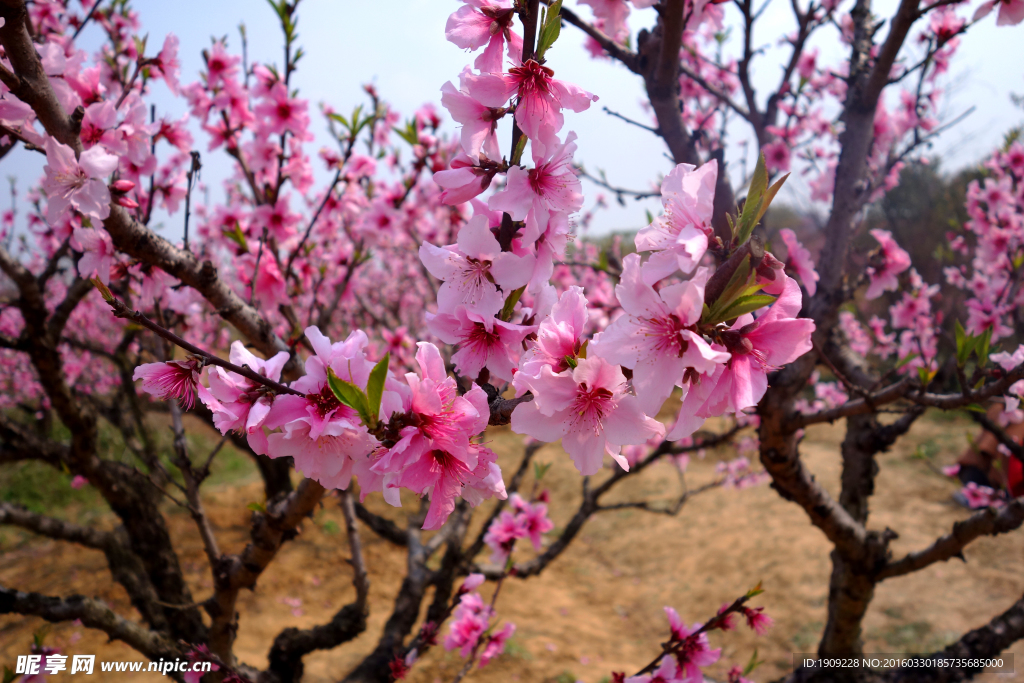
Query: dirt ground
xmin=2 ymin=411 xmax=1023 ymax=683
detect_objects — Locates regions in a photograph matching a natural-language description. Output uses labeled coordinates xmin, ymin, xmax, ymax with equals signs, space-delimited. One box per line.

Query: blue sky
xmin=6 ymin=0 xmax=1021 ymax=236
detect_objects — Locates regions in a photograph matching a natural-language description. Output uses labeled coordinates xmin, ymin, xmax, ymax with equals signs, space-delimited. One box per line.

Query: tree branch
xmin=206 ymin=478 xmax=327 ymax=664
xmin=878 ymin=498 xmax=1024 ymax=581
xmin=265 ymin=490 xmax=369 ymax=683
xmin=0 ymin=586 xmax=180 ymax=661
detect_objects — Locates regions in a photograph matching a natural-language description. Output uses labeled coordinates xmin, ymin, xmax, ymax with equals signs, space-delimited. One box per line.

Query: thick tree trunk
xmin=820 ymin=549 xmax=875 ymax=656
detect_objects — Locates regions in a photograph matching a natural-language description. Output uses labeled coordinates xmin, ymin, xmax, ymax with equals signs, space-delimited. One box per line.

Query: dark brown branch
xmin=169 ymin=402 xmax=221 ymax=569
xmin=104 ymin=295 xmax=302 ymax=397
xmin=0 ymin=501 xmax=112 ymax=549
xmin=265 ymin=490 xmax=369 ymax=683
xmin=206 ymin=478 xmax=327 ymax=664
xmin=0 ymin=585 xmax=180 ymax=661
xmin=970 ymin=411 xmax=1024 ymax=463
xmin=487 ymin=393 xmax=533 ymax=426
xmin=354 ymin=502 xmax=407 ymax=546
xmin=341 ymin=511 xmax=429 ymax=683
xmin=884 ymin=592 xmax=1024 ymax=682
xmin=878 ymin=498 xmax=1024 ymax=581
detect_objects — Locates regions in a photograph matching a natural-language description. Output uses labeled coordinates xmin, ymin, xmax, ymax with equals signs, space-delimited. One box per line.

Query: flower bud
xmin=459 ymin=573 xmax=485 ymax=593
xmin=110 ymin=179 xmax=136 ymax=193
xmin=117 ymin=195 xmax=140 ymax=209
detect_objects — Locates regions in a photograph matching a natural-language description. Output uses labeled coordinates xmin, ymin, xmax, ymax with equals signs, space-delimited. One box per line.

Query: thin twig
xmin=101 ymin=292 xmax=303 ymax=396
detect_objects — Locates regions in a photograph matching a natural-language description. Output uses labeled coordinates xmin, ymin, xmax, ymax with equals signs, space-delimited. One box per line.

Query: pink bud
xmin=460 ymin=573 xmax=485 ymax=593
xmin=110 ymin=179 xmax=136 ymax=193
xmin=117 ymin=196 xmax=140 ymax=209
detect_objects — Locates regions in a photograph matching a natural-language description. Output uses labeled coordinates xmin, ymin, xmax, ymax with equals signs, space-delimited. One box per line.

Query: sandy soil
xmin=2 ymin=412 xmax=1023 ymax=683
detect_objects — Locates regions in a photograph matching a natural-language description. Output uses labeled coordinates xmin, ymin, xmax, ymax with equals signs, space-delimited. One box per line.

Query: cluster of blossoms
xmin=484 ymin=492 xmax=555 ymax=564
xmin=612 ymin=599 xmax=772 ymax=683
xmin=120 ymin=0 xmax=816 ymax=535
xmin=946 ymin=142 xmax=1024 ymax=341
xmin=443 ymin=574 xmax=517 ymax=668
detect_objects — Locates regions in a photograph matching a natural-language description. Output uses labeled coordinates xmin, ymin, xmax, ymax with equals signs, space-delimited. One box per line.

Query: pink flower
xmin=253 ymin=195 xmax=300 ymax=241
xmin=960 ymin=482 xmax=1002 ymax=509
xmin=991 ymin=345 xmax=1024 ymax=371
xmin=762 ymin=139 xmax=791 ymax=172
xmin=624 ymin=657 xmax=683 ymax=683
xmin=669 ymin=276 xmax=814 ymax=438
xmin=515 ymin=285 xmax=588 ymax=388
xmin=466 ymin=60 xmax=597 ymax=151
xmin=70 ymin=475 xmax=89 ymax=489
xmin=590 ymin=254 xmax=730 ymax=415
xmin=262 ymin=327 xmax=380 ymax=490
xmin=42 ymin=137 xmax=119 ymax=225
xmin=427 ymin=305 xmax=533 ymax=382
xmin=580 ymin=0 xmax=632 ymax=45
xmin=199 ymin=341 xmax=290 ymax=453
xmin=635 ymin=161 xmax=717 ymax=285
xmin=133 ymin=358 xmax=203 ymax=409
xmin=72 ymin=227 xmax=115 ymax=285
xmin=484 ymin=509 xmax=528 ymax=564
xmin=371 ymin=343 xmax=503 ymax=528
xmin=80 ymin=101 xmax=122 ymax=154
xmin=255 ymin=82 xmax=311 ymax=140
xmin=509 ymin=493 xmax=553 ymax=550
xmin=460 ymin=573 xmax=486 ymax=593
xmin=742 ymin=606 xmax=774 ymax=635
xmin=419 ymin=215 xmax=534 ymax=313
xmin=779 ymin=228 xmax=819 ymax=297
xmin=488 ymin=132 xmax=584 ymax=244
xmin=664 ymin=607 xmax=722 ymax=681
xmin=151 ymin=33 xmax=181 ymax=95
xmin=445 ymin=0 xmax=523 ymax=73
xmin=441 ymin=66 xmax=504 ymax=163
xmin=512 ymin=356 xmax=665 ymax=475
xmin=973 ymin=0 xmax=1024 ymax=25
xmin=445 ymin=592 xmax=492 ymax=657
xmin=865 ymin=229 xmax=911 ymax=299
xmin=184 ymin=646 xmax=219 ymax=683
xmin=480 ymin=622 xmax=516 ymax=666
xmin=434 ymin=154 xmax=499 ymax=205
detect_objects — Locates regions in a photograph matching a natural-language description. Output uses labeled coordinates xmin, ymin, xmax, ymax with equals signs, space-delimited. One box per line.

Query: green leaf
xmin=366 ymin=352 xmax=390 ymax=425
xmin=327 ymin=367 xmax=372 ymax=425
xmin=917 ymin=366 xmax=936 ymax=386
xmin=247 ymin=501 xmax=267 ymax=513
xmin=963 ymin=403 xmax=988 ymax=414
xmin=535 ymin=0 xmax=563 ymax=62
xmin=393 ymin=120 xmax=419 ymax=146
xmin=976 ymin=327 xmax=992 ymax=368
xmin=716 ymin=293 xmax=777 ymax=322
xmin=745 ymin=580 xmax=764 ymax=598
xmin=894 ymin=352 xmax=919 ymax=370
xmin=955 ymin=319 xmax=969 ymax=367
xmin=91 ymin=277 xmax=114 ymax=303
xmin=511 ymin=132 xmax=528 ymax=166
xmin=223 ymin=222 xmax=250 ymax=251
xmin=743 ymin=648 xmax=764 ymax=676
xmin=533 ymin=461 xmax=553 ymax=482
xmin=755 ymin=173 xmax=789 ymax=225
xmin=703 ymin=255 xmax=754 ymax=323
xmin=500 ymin=286 xmax=526 ymax=322
xmin=564 ymin=354 xmax=578 ymax=369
